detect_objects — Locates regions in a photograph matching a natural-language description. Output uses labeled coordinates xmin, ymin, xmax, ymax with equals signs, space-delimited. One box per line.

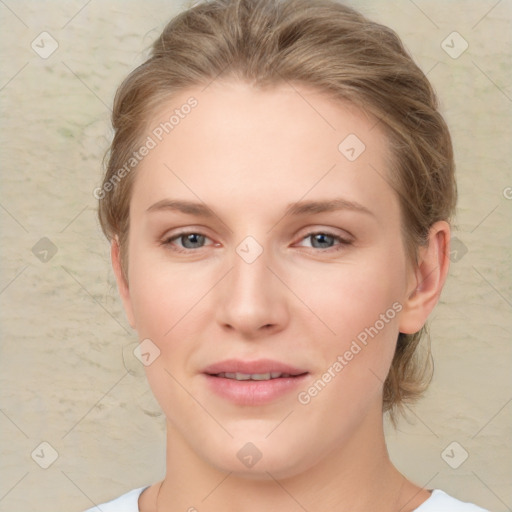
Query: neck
xmin=151 ymin=407 xmax=416 ymax=512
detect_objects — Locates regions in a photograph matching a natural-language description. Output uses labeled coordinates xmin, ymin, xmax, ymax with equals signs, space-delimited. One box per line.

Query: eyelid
xmin=296 ymin=226 xmax=354 ymax=243
xmin=161 ymin=228 xmax=217 ymax=250
xmin=160 ymin=226 xmax=354 ymax=253
xmin=292 ymin=228 xmax=354 ymax=252
xmin=161 ymin=225 xmax=213 ymax=240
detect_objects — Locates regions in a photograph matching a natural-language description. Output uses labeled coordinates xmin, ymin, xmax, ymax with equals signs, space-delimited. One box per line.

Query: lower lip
xmin=203 ymin=374 xmax=308 ymax=405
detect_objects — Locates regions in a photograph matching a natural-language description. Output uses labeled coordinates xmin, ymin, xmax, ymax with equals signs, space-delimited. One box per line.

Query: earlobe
xmin=399 ymin=221 xmax=451 ymax=334
xmin=111 ymin=237 xmax=136 ymax=329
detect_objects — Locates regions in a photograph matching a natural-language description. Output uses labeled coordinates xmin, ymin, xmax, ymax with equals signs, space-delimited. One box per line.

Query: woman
xmin=87 ymin=0 xmax=489 ymax=510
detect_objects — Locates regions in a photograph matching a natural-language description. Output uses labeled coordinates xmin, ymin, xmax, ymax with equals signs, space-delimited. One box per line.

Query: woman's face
xmin=115 ymin=80 xmax=423 ymax=478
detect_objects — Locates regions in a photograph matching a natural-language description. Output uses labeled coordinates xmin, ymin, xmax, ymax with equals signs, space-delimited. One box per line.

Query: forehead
xmin=130 ymin=80 xmax=397 ymax=221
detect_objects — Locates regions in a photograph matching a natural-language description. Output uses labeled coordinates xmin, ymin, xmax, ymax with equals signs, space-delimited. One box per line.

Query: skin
xmin=111 ymin=80 xmax=450 ymax=511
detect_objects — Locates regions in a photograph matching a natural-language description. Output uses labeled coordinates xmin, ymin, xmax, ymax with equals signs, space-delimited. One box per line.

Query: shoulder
xmin=414 ymin=489 xmax=489 ymax=512
xmin=83 ymin=486 xmax=147 ymax=512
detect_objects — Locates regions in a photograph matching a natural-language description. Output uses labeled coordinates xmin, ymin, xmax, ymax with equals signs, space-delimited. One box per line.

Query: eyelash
xmin=161 ymin=230 xmax=352 ymax=254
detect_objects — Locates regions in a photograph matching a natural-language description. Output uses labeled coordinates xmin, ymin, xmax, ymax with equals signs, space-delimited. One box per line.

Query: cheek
xmin=298 ymin=281 xmax=401 ymax=426
xmin=128 ymin=246 xmax=211 ymax=337
xmin=126 ymin=258 xmax=208 ymax=418
xmin=126 ymin=248 xmax=219 ymax=400
xmin=301 ymin=254 xmax=406 ymax=339
xmin=295 ymin=248 xmax=406 ymax=393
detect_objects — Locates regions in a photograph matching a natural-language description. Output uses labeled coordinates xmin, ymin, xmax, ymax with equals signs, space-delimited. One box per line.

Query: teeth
xmin=217 ymin=372 xmax=291 ymax=380
xmin=249 ymin=372 xmax=270 ymax=380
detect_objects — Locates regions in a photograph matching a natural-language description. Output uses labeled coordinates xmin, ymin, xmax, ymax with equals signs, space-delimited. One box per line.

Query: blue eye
xmin=162 ymin=230 xmax=351 ymax=254
xmin=308 ymin=233 xmax=336 ymax=249
xmin=179 ymin=233 xmax=207 ymax=249
xmin=299 ymin=232 xmax=351 ymax=251
xmin=164 ymin=232 xmax=212 ymax=251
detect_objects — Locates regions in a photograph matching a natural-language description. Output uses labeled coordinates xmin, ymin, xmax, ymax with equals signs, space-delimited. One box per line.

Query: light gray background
xmin=0 ymin=1 xmax=511 ymax=511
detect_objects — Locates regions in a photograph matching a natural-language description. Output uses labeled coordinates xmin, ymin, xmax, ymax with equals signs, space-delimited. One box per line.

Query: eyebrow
xmin=284 ymin=198 xmax=374 ymax=217
xmin=146 ymin=199 xmax=214 ymax=216
xmin=146 ymin=197 xmax=374 ymax=217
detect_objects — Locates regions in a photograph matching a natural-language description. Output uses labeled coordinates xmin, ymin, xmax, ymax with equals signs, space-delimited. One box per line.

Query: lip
xmin=202 ymin=359 xmax=309 ymax=406
xmin=203 ymin=358 xmax=307 ymax=376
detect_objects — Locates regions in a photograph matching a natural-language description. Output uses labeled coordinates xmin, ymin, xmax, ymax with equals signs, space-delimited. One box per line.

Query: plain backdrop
xmin=0 ymin=1 xmax=510 ymax=511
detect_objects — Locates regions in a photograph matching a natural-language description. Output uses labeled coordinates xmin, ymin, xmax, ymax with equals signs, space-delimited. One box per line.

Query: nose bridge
xmin=231 ymin=245 xmax=270 ymax=298
xmin=215 ymin=236 xmax=288 ymax=334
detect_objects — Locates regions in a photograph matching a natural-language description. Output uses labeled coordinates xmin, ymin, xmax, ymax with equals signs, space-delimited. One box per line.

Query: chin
xmin=198 ymin=433 xmax=320 ymax=481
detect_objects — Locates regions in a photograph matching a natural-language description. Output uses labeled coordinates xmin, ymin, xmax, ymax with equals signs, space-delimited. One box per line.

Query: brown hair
xmin=98 ymin=0 xmax=456 ymax=420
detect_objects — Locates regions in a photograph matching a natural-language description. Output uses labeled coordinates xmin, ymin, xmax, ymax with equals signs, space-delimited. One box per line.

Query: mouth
xmin=202 ymin=359 xmax=309 ymax=405
xmin=212 ymin=371 xmax=302 ymax=380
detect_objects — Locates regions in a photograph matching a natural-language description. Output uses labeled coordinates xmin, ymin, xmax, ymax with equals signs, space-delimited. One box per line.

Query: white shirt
xmin=84 ymin=487 xmax=489 ymax=511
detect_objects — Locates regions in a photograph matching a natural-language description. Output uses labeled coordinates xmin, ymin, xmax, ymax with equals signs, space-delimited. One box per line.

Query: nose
xmin=215 ymin=243 xmax=290 ymax=338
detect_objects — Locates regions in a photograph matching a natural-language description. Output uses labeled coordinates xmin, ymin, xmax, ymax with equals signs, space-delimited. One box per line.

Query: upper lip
xmin=203 ymin=359 xmax=308 ymax=376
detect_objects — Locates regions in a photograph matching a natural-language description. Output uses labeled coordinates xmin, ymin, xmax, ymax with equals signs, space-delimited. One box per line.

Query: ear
xmin=399 ymin=221 xmax=451 ymax=334
xmin=111 ymin=237 xmax=136 ymax=329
